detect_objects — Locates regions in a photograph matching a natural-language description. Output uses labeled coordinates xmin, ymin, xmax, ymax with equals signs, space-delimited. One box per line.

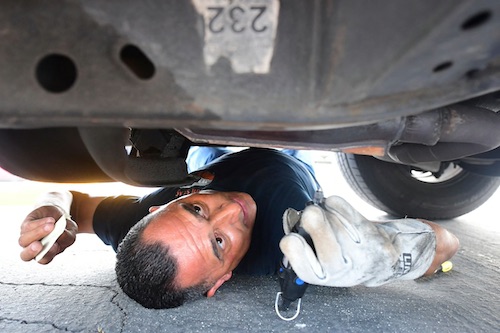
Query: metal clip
xmin=275 ymin=292 xmax=302 ymax=321
xmin=313 ymin=189 xmax=324 ymax=206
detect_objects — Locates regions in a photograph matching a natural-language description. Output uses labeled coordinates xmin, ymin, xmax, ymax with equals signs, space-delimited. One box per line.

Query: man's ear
xmin=148 ymin=206 xmax=161 ymax=213
xmin=206 ymin=271 xmax=232 ymax=298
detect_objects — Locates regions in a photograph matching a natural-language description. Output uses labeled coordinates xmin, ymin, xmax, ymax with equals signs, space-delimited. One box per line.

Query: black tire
xmin=337 ymin=153 xmax=500 ymax=219
xmin=0 ymin=128 xmax=112 ymax=183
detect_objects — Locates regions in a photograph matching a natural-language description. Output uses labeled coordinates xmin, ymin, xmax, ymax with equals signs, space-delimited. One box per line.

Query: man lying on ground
xmin=19 ymin=148 xmax=459 ymax=308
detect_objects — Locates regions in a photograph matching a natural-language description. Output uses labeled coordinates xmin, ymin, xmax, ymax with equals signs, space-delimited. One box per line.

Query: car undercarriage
xmin=1 ymin=0 xmax=499 ymax=218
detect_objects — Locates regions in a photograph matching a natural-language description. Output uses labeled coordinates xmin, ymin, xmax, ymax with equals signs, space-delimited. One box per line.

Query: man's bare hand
xmin=19 ymin=205 xmax=77 ymax=264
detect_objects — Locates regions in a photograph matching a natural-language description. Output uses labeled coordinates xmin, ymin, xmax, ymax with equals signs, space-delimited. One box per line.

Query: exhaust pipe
xmin=178 ymin=102 xmax=500 ymax=165
xmin=389 ymin=105 xmax=500 ymax=163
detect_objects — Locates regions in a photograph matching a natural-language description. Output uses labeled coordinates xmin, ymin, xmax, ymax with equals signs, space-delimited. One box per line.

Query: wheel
xmin=0 ymin=128 xmax=112 ymax=183
xmin=337 ymin=153 xmax=500 ymax=219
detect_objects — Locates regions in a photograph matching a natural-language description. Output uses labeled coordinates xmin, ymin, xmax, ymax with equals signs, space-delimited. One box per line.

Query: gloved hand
xmin=280 ymin=196 xmax=435 ymax=287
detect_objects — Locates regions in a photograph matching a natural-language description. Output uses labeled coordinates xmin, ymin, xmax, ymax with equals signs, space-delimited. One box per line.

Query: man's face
xmin=142 ymin=190 xmax=257 ymax=296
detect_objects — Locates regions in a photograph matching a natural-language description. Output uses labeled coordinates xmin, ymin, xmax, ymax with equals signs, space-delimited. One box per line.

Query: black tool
xmin=275 ymin=190 xmax=323 ymax=320
xmin=277 ymin=224 xmax=314 ymax=311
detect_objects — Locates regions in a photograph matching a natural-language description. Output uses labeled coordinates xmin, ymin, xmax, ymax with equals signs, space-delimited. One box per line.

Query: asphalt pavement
xmin=0 ymin=153 xmax=499 ymax=333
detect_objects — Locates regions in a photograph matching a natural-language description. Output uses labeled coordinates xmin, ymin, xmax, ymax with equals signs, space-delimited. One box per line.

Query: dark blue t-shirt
xmin=93 ymin=148 xmax=318 ymax=275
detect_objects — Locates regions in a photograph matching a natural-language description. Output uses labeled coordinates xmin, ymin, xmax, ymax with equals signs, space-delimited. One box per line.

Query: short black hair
xmin=115 ymin=213 xmax=211 ymax=309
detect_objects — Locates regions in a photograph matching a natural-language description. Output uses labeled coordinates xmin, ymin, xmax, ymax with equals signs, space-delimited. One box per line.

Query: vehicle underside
xmin=1 ymin=0 xmax=499 ymax=219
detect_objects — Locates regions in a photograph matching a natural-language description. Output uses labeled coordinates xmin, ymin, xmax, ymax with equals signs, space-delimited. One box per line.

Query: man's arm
xmin=419 ymin=219 xmax=459 ymax=276
xmin=18 ymin=190 xmax=106 ymax=264
xmin=68 ymin=191 xmax=106 ymax=233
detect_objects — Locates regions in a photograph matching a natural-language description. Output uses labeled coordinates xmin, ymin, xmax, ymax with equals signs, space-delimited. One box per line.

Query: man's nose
xmin=212 ymin=202 xmax=241 ymax=225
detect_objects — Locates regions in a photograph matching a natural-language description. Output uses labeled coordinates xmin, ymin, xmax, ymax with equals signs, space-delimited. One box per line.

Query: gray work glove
xmin=280 ymin=196 xmax=435 ymax=287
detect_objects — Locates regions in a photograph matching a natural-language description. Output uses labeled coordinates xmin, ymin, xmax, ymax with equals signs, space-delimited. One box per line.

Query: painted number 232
xmin=208 ymin=6 xmax=268 ymax=33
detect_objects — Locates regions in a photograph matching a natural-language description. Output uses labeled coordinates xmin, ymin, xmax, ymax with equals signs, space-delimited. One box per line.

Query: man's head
xmin=115 ymin=190 xmax=257 ymax=308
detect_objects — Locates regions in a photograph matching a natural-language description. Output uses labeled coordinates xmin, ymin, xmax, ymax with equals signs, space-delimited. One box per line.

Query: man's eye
xmin=192 ymin=204 xmax=202 ymax=215
xmin=216 ymin=236 xmax=225 ymax=249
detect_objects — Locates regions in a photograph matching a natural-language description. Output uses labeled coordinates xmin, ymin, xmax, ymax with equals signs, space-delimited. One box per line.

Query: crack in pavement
xmin=0 ymin=317 xmax=85 ymax=333
xmin=110 ymin=287 xmax=126 ymax=333
xmin=0 ymin=280 xmax=127 ymax=333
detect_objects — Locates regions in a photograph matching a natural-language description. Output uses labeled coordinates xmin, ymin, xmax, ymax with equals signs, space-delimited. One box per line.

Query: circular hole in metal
xmin=120 ymin=44 xmax=155 ymax=80
xmin=36 ymin=54 xmax=77 ymax=93
xmin=465 ymin=68 xmax=481 ymax=79
xmin=461 ymin=10 xmax=492 ymax=30
xmin=433 ymin=61 xmax=453 ymax=73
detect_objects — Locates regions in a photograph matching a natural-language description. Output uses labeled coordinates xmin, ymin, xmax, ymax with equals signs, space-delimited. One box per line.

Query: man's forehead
xmin=147 ymin=205 xmax=216 ymax=259
xmin=151 ymin=211 xmax=222 ymax=287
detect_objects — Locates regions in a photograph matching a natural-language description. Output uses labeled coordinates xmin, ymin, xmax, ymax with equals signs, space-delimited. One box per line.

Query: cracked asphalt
xmin=1 ymin=154 xmax=499 ymax=333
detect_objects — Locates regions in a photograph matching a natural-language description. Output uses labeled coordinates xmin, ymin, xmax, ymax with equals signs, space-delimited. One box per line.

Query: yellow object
xmin=441 ymin=261 xmax=453 ymax=272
